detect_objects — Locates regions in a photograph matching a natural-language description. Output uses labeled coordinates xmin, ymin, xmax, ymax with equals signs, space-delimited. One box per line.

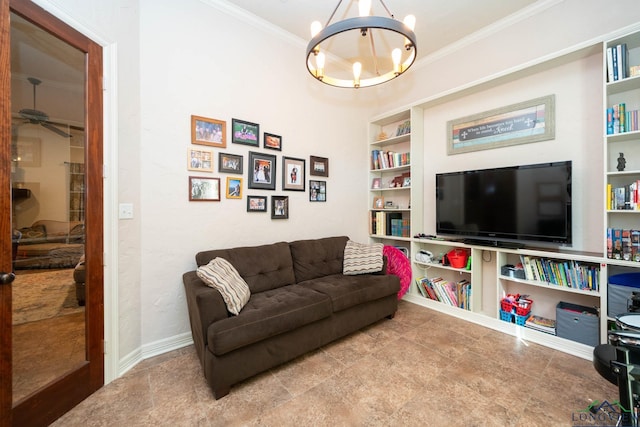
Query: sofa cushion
xmin=301 ymin=273 xmax=400 ymax=312
xmin=197 ymin=258 xmax=251 ymax=315
xmin=18 ymin=224 xmax=46 ymax=240
xmin=30 ymin=220 xmax=83 ymax=243
xmin=68 ymin=223 xmax=85 ymax=243
xmin=290 ymin=236 xmax=349 ymax=282
xmin=206 ymin=284 xmax=332 ymax=356
xmin=196 ymin=242 xmax=296 ymax=293
xmin=343 ymin=240 xmax=384 ymax=275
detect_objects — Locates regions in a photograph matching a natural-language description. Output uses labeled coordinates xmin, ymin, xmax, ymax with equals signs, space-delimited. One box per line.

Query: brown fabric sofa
xmin=183 ymin=236 xmax=400 ymax=399
xmin=14 ymin=220 xmax=84 ymax=269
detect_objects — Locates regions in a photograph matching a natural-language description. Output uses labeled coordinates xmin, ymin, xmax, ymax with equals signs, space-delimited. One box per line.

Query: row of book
xmin=415 ymin=277 xmax=471 ymax=310
xmin=607 ymin=182 xmax=639 ymax=211
xmin=607 ymin=228 xmax=640 ymax=262
xmin=519 ymin=255 xmax=600 ymax=291
xmin=390 ymin=219 xmax=410 ymax=238
xmin=606 ymin=43 xmax=630 ymax=82
xmin=396 ymin=120 xmax=411 ymax=136
xmin=606 ymin=103 xmax=639 ymax=135
xmin=370 ymin=150 xmax=410 ymax=170
xmin=369 ymin=211 xmax=409 ymax=237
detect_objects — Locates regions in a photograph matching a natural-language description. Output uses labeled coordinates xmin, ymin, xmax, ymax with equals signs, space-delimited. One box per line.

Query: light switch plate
xmin=119 ymin=203 xmax=134 ymax=219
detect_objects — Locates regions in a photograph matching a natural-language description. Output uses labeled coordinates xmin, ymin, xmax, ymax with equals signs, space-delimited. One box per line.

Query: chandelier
xmin=305 ymin=0 xmax=417 ymax=89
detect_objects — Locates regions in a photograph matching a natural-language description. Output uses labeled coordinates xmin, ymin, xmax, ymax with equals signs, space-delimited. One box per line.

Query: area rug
xmin=12 ymin=269 xmax=84 ymax=325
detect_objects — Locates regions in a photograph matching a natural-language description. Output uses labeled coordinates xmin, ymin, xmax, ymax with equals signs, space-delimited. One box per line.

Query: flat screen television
xmin=435 ymin=161 xmax=572 ymax=247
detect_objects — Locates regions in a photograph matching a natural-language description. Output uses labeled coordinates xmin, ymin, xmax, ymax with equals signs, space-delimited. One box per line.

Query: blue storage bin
xmin=608 ymin=273 xmax=640 ymax=317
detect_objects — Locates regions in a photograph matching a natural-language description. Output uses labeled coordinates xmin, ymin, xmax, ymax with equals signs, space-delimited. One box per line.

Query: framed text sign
xmin=447 ymin=95 xmax=555 ymax=155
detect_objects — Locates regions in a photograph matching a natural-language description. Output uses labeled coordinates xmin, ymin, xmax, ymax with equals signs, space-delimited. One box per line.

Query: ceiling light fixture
xmin=306 ymin=0 xmax=417 ymax=89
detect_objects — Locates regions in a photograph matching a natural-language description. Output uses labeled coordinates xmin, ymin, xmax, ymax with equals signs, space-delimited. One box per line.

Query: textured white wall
xmin=137 ymin=0 xmax=378 ymax=345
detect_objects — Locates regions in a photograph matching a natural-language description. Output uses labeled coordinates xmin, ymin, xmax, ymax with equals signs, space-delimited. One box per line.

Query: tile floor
xmin=52 ymin=301 xmax=618 ymax=426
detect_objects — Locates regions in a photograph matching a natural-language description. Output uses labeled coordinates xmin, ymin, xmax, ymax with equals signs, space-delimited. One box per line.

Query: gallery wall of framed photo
xmin=188 ymin=114 xmax=329 ymax=219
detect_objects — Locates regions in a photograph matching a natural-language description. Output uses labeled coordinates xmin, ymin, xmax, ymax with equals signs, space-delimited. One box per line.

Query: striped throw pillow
xmin=197 ymin=257 xmax=250 ymax=315
xmin=343 ymin=240 xmax=384 ymax=275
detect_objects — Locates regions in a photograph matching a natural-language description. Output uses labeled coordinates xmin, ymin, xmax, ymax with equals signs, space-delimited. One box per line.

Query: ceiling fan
xmin=18 ymin=77 xmax=72 ymax=138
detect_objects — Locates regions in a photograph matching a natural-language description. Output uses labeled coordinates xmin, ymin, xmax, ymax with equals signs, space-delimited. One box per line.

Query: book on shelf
xmin=524 ymin=314 xmax=556 ymax=335
xmin=606 ymin=103 xmax=639 ymax=134
xmin=607 ymin=180 xmax=640 ymax=210
xmin=607 ymin=43 xmax=628 ymax=82
xmin=370 ymin=150 xmax=410 ymax=170
xmin=607 ymin=227 xmax=640 ymax=262
xmin=415 ymin=277 xmax=471 ymax=310
xmin=518 ymin=255 xmax=600 ymax=291
xmin=370 ymin=211 xmax=410 ymax=237
xmin=396 ymin=120 xmax=411 ymax=136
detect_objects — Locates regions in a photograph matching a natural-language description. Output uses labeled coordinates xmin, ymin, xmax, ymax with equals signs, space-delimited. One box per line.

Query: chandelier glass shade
xmin=305 ymin=0 xmax=417 ymax=89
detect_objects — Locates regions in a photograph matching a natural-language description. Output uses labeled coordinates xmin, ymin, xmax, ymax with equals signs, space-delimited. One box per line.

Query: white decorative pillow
xmin=343 ymin=240 xmax=384 ymax=275
xmin=197 ymin=257 xmax=250 ymax=315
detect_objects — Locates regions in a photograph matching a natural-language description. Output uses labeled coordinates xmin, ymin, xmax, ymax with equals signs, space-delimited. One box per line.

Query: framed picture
xmin=187 ymin=147 xmax=214 ymax=172
xmin=189 ymin=176 xmax=220 ymax=201
xmin=309 ymin=180 xmax=326 ymax=202
xmin=248 ymin=151 xmax=276 ymax=190
xmin=373 ymin=196 xmax=384 ymax=209
xmin=282 ymin=156 xmax=305 ymax=191
xmin=14 ymin=137 xmax=42 ymax=167
xmin=309 ymin=155 xmax=328 ymax=177
xmin=371 ymin=177 xmax=381 ymax=189
xmin=232 ymin=118 xmax=260 ymax=146
xmin=191 ymin=115 xmax=226 ymax=148
xmin=447 ymin=94 xmax=555 ymax=155
xmin=247 ymin=195 xmax=267 ymax=212
xmin=226 ymin=177 xmax=243 ymax=199
xmin=218 ymin=152 xmax=243 ymax=174
xmin=263 ymin=132 xmax=282 ymax=151
xmin=271 ymin=195 xmax=289 ymax=219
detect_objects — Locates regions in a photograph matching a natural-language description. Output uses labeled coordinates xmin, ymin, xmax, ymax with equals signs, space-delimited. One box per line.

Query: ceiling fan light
xmin=353 ymin=62 xmax=362 ymax=88
xmin=403 ymin=15 xmax=416 ymax=50
xmin=392 ymin=48 xmax=402 ymax=74
xmin=315 ymin=52 xmax=325 ymax=80
xmin=358 ymin=0 xmax=371 ymax=17
xmin=403 ymin=14 xmax=416 ymax=31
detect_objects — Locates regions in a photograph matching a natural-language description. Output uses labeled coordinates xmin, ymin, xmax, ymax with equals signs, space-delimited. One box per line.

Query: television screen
xmin=435 ymin=161 xmax=572 ymax=246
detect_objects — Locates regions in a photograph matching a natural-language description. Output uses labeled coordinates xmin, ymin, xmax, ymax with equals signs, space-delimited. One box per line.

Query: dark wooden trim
xmin=4 ymin=1 xmax=105 ymax=425
xmin=85 ymin=39 xmax=104 ymax=390
xmin=0 ymin=0 xmax=13 ymax=424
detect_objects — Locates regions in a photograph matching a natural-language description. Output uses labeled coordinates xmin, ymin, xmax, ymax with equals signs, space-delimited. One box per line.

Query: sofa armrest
xmin=183 ymin=271 xmax=229 ymax=364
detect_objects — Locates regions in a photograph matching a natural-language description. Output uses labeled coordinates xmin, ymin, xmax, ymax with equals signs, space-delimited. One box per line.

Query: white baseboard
xmin=118 ymin=332 xmax=194 ymax=377
xmin=403 ymin=294 xmax=594 ymax=360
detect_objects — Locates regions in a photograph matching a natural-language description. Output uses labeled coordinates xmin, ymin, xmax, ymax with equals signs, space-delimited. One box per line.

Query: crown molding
xmin=199 ymin=0 xmax=305 ymax=48
xmin=413 ymin=0 xmax=564 ymax=70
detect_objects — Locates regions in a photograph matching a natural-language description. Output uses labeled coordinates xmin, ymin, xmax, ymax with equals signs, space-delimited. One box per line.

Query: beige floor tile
xmin=49 ymin=302 xmax=624 ymax=426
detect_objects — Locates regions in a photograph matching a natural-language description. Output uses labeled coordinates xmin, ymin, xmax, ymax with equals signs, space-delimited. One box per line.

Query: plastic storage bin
xmin=499 ymin=309 xmax=531 ymax=326
xmin=556 ymin=302 xmax=599 ymax=347
xmin=608 ymin=273 xmax=640 ymax=318
xmin=446 ymin=248 xmax=469 ymax=269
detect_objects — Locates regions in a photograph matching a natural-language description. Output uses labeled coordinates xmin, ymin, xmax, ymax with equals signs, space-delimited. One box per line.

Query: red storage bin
xmin=446 ymin=248 xmax=469 ymax=269
xmin=500 ymin=294 xmax=532 ymax=316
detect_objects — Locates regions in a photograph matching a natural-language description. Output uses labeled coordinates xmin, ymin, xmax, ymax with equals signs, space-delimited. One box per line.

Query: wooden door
xmin=1 ymin=1 xmax=103 ymax=425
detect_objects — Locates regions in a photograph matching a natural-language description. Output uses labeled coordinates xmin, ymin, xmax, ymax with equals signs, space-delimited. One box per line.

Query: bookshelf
xmin=68 ymin=131 xmax=85 ymax=222
xmin=368 ymin=106 xmax=423 ymax=253
xmin=604 ymin=29 xmax=640 ymax=335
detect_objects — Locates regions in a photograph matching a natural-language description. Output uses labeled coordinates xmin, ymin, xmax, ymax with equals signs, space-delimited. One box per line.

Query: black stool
xmin=593 ymin=343 xmax=619 ymax=385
